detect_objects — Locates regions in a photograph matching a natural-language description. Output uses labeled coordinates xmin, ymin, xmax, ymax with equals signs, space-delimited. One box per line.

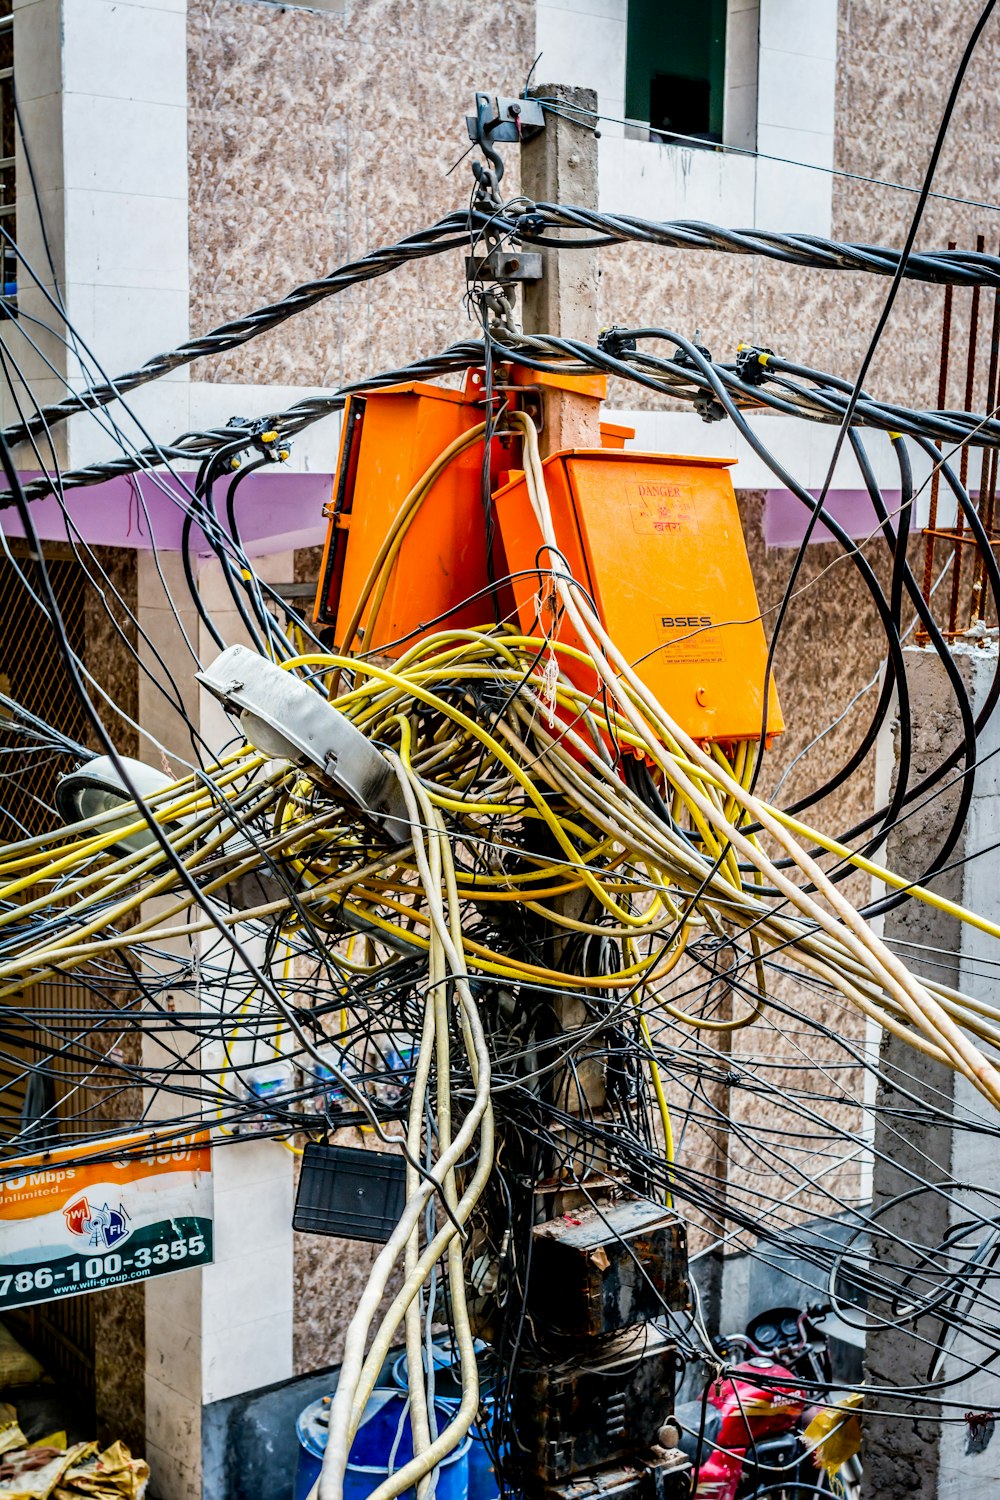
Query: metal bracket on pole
xmin=465 ymin=94 xmax=545 ymax=147
xmin=464 ymin=247 xmax=543 ymax=284
xmin=466 ymin=93 xmax=545 ymax=287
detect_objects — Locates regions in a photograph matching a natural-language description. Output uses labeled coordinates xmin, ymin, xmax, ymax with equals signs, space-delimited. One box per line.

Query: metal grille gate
xmin=0 ymin=551 xmax=97 ymax=1406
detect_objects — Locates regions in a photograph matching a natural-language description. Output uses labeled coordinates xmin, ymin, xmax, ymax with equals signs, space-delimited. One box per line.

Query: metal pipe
xmin=948 ymin=233 xmax=985 ymax=635
xmin=919 ymin=243 xmax=956 ymax=638
xmin=971 ymin=251 xmax=1000 ymax=624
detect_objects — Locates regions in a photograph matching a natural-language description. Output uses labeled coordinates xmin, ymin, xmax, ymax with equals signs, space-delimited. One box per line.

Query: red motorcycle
xmin=668 ymin=1305 xmax=861 ymax=1500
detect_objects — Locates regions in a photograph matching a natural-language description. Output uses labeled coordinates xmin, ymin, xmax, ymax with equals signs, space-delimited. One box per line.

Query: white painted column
xmin=142 ymin=553 xmax=298 ymax=1499
xmin=754 ymin=0 xmax=837 ymax=234
xmin=724 ymin=0 xmax=760 ymax=151
xmin=195 ymin=553 xmax=296 ymax=1415
xmin=10 ymin=0 xmax=190 ymax=463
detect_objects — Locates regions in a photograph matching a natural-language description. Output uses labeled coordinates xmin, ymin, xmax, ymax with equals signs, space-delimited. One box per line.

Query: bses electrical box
xmin=493 ymin=449 xmax=783 ymax=746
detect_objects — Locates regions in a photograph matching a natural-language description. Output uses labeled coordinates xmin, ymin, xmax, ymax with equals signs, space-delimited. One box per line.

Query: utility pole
xmin=521 ymin=84 xmax=602 ymax=455
xmin=520 ymin=83 xmax=607 ymax=1165
xmin=504 ymin=86 xmax=692 ymax=1500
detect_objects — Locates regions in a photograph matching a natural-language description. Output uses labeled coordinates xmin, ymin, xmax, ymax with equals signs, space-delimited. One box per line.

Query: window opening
xmin=626 ymin=0 xmax=728 ymax=145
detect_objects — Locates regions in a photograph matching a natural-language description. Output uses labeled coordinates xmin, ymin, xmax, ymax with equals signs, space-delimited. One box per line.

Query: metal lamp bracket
xmin=196 ymin=645 xmax=410 ymax=844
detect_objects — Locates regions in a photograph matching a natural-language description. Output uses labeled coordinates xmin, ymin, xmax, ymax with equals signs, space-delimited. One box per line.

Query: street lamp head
xmin=55 ymin=755 xmax=174 ymax=856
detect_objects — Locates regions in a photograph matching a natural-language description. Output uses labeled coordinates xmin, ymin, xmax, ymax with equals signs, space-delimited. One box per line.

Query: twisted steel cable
xmin=8 ymin=328 xmax=1000 ymax=506
xmin=8 ymin=202 xmax=1000 ymax=460
xmin=515 ymin=203 xmax=1000 ymax=287
xmin=0 ymin=213 xmax=475 ymax=451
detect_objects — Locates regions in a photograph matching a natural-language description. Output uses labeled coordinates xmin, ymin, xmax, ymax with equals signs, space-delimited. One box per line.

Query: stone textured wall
xmin=188 ymin=0 xmax=535 ymax=390
xmin=189 ymin=0 xmax=1000 ymax=409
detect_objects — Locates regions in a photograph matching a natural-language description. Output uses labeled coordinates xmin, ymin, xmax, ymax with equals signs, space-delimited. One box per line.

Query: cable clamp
xmin=249 ymin=420 xmax=292 ymax=463
xmin=514 ymin=207 xmax=545 ymax=239
xmin=670 ymin=341 xmax=727 ymax=422
xmin=734 ymin=343 xmax=774 ymax=385
xmin=598 ymin=325 xmax=637 ymax=360
xmin=694 ymin=393 xmax=726 ymax=424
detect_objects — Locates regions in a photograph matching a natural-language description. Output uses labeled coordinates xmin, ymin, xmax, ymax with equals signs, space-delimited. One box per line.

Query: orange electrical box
xmin=313 ymin=378 xmax=513 ymax=654
xmin=599 ymin=420 xmax=635 ymax=450
xmin=492 ymin=449 xmax=783 ymax=745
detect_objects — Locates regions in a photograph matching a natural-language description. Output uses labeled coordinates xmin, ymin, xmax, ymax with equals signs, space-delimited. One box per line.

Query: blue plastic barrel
xmin=392 ymin=1346 xmax=499 ymax=1500
xmin=294 ymin=1390 xmax=471 ymax=1500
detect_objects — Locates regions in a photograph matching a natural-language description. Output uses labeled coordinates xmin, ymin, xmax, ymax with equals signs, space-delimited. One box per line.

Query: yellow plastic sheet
xmin=0 ymin=1409 xmax=26 ymax=1459
xmin=0 ymin=1443 xmax=94 ymax=1500
xmin=803 ymin=1392 xmax=862 ymax=1478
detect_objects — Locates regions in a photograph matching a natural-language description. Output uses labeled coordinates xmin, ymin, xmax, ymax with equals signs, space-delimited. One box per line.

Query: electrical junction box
xmin=293 ymin=1141 xmax=406 ymax=1243
xmin=311 ymin=373 xmax=627 ymax=659
xmin=300 ymin=1042 xmax=355 ymax=1119
xmin=313 ymin=377 xmax=513 ymax=653
xmin=528 ymin=1199 xmax=688 ymax=1338
xmin=365 ymin=1031 xmax=417 ymax=1108
xmin=513 ymin=1324 xmax=682 ymax=1483
xmin=492 ymin=449 xmax=783 ymax=746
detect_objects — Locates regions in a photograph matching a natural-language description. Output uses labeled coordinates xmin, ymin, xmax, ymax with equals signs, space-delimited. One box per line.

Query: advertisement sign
xmin=0 ymin=1130 xmax=213 ymax=1309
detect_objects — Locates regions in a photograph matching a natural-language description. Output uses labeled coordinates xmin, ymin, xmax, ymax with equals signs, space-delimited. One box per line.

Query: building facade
xmin=2 ymin=0 xmax=998 ymax=1494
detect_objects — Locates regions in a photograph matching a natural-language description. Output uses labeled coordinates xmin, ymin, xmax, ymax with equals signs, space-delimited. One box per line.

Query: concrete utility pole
xmin=519 ymin=84 xmax=607 ymax=1165
xmin=863 ymin=643 xmax=1000 ymax=1500
xmin=487 ymin=92 xmax=690 ymax=1500
xmin=521 ymin=84 xmax=602 ymax=455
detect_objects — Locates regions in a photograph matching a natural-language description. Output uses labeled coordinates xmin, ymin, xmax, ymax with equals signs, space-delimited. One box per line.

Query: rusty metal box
xmin=544 ymin=1454 xmax=691 ymax=1500
xmin=513 ymin=1324 xmax=682 ymax=1483
xmin=528 ymin=1199 xmax=688 ymax=1337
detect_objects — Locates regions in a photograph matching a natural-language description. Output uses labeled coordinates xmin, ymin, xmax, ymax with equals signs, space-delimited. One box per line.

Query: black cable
xmin=12 ymin=199 xmax=1000 ymax=459
xmin=10 ymin=324 xmax=1000 ymax=508
xmin=0 ymin=424 xmax=464 ymax=1220
xmin=197 ymin=461 xmax=272 ymax=656
xmin=515 ymin=201 xmax=1000 ymax=288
